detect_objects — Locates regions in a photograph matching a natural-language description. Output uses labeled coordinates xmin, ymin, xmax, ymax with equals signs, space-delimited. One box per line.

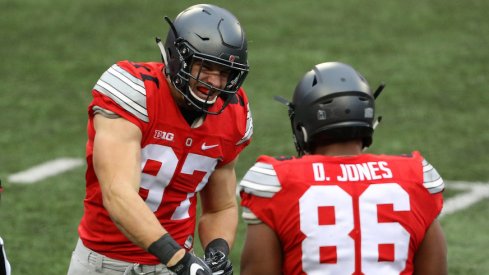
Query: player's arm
xmin=199 ymin=157 xmax=239 ymax=248
xmin=413 ymin=219 xmax=447 ymax=275
xmin=241 ymin=223 xmax=282 ymax=275
xmin=198 ymin=157 xmax=239 ymax=274
xmin=93 ymin=115 xmax=186 ymax=267
xmin=239 ymin=158 xmax=282 ymax=274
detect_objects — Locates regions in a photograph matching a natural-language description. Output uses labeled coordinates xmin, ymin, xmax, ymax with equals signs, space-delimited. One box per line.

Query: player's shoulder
xmin=233 ymin=87 xmax=250 ymax=104
xmin=417 ymin=152 xmax=445 ymax=194
xmin=372 ymin=151 xmax=425 ymax=167
xmin=115 ymin=60 xmax=163 ymax=76
xmin=256 ymin=155 xmax=299 ymax=167
xmin=383 ymin=151 xmax=444 ymax=194
xmin=98 ymin=60 xmax=164 ymax=88
xmin=376 ymin=150 xmax=421 ymax=160
xmin=223 ymin=88 xmax=251 ymax=115
xmin=239 ymin=155 xmax=299 ymax=197
xmin=92 ymin=61 xmax=164 ymax=123
xmin=223 ymin=88 xmax=253 ymax=146
xmin=239 ymin=155 xmax=292 ymax=198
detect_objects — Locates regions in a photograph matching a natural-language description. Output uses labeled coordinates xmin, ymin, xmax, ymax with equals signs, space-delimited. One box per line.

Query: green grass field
xmin=1 ymin=0 xmax=488 ymax=274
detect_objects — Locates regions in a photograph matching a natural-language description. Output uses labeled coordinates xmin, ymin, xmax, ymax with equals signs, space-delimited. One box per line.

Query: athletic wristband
xmin=205 ymin=238 xmax=230 ymax=256
xmin=148 ymin=234 xmax=182 ymax=265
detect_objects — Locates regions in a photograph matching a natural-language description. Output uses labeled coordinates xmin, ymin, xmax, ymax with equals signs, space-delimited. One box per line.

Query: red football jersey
xmin=79 ymin=61 xmax=253 ymax=264
xmin=240 ymin=152 xmax=444 ymax=275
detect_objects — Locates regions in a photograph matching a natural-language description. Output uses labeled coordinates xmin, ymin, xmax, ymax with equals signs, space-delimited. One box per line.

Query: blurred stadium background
xmin=1 ymin=0 xmax=488 ymax=274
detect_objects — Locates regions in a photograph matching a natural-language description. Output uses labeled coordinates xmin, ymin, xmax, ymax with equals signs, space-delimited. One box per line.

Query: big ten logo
xmin=154 ymin=130 xmax=175 ymax=142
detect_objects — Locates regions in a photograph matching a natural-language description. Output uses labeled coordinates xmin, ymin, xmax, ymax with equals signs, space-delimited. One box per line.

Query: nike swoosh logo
xmin=201 ymin=143 xmax=219 ymax=150
xmin=190 ymin=263 xmax=204 ymax=275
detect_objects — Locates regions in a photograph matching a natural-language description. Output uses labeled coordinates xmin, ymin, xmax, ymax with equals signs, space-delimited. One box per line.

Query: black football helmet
xmin=157 ymin=4 xmax=249 ymax=114
xmin=277 ymin=62 xmax=382 ymax=156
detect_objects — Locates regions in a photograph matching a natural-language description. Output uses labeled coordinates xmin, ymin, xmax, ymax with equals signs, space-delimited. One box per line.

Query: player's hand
xmin=204 ymin=249 xmax=232 ymax=275
xmin=204 ymin=238 xmax=233 ymax=275
xmin=168 ymin=252 xmax=212 ymax=275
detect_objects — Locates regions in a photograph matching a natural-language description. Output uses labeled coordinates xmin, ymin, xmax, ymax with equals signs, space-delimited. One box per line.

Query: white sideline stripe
xmin=440 ymin=181 xmax=489 ymax=218
xmin=8 ymin=158 xmax=84 ymax=184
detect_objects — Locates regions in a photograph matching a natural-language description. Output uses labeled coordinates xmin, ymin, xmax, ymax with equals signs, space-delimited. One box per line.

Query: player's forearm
xmin=104 ymin=187 xmax=190 ymax=268
xmin=103 ymin=185 xmax=167 ymax=249
xmin=198 ymin=204 xmax=238 ymax=249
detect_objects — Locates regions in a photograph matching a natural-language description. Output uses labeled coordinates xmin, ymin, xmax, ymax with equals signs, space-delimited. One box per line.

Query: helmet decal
xmin=317 ymin=110 xmax=327 ymax=120
xmin=365 ymin=107 xmax=374 ymax=118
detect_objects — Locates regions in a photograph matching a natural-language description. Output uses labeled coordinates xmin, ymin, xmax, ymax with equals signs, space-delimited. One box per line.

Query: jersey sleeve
xmin=235 ymin=91 xmax=253 ymax=146
xmin=421 ymin=157 xmax=444 ymax=216
xmin=239 ymin=156 xmax=281 ymax=224
xmin=421 ymin=158 xmax=444 ymax=194
xmin=89 ymin=61 xmax=149 ymax=130
xmin=412 ymin=151 xmax=445 ymax=216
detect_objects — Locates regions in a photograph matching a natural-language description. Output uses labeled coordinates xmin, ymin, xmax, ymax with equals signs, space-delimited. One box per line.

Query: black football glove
xmin=148 ymin=234 xmax=212 ymax=275
xmin=168 ymin=252 xmax=212 ymax=275
xmin=204 ymin=239 xmax=233 ymax=275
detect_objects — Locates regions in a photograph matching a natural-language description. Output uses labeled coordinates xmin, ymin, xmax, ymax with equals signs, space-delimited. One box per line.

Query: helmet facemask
xmin=172 ymin=41 xmax=249 ymax=114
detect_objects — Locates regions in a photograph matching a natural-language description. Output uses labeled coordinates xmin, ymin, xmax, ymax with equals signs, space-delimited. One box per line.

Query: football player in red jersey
xmin=67 ymin=4 xmax=252 ymax=275
xmin=239 ymin=62 xmax=447 ymax=275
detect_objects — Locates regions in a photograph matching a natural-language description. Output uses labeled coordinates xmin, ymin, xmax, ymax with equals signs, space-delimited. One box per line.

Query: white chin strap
xmin=189 ymin=88 xmax=218 ymax=104
xmin=301 ymin=126 xmax=308 ymax=143
xmin=156 ymin=39 xmax=169 ymax=66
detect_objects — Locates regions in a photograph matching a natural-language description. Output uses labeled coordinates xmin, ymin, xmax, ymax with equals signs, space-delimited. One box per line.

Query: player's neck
xmin=313 ymin=141 xmax=363 ymax=156
xmin=169 ymin=83 xmax=206 ymax=127
xmin=180 ymin=106 xmax=205 ymax=127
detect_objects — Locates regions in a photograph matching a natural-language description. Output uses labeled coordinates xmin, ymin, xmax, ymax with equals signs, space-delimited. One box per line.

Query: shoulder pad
xmin=93 ymin=63 xmax=149 ymax=122
xmin=239 ymin=161 xmax=281 ymax=198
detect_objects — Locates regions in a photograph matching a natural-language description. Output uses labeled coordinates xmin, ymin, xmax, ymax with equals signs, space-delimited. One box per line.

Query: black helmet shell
xmin=164 ymin=4 xmax=249 ymax=114
xmin=291 ymin=62 xmax=375 ymax=155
